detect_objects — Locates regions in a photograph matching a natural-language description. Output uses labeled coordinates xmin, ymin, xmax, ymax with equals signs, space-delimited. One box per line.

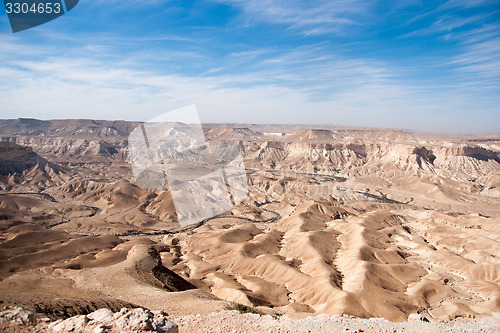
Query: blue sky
xmin=0 ymin=0 xmax=499 ymax=133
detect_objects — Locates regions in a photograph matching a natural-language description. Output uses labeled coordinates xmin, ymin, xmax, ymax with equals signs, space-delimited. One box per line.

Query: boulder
xmin=87 ymin=308 xmax=114 ymax=325
xmin=50 ymin=314 xmax=88 ymax=332
xmin=0 ymin=307 xmax=35 ymax=325
xmin=115 ymin=308 xmax=178 ymax=332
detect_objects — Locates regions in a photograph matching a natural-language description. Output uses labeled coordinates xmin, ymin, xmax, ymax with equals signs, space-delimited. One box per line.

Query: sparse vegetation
xmin=224 ymin=303 xmax=265 ymax=316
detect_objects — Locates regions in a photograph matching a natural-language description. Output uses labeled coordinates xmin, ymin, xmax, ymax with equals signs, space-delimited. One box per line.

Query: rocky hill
xmin=0 ymin=141 xmax=66 ymax=190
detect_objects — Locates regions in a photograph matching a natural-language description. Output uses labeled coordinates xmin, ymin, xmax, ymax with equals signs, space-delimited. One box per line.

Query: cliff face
xmin=0 ymin=141 xmax=66 ymax=190
xmin=0 ymin=141 xmax=42 ymax=176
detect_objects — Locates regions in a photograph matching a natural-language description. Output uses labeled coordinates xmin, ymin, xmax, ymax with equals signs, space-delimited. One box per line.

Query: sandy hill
xmin=0 ymin=218 xmax=219 ymax=320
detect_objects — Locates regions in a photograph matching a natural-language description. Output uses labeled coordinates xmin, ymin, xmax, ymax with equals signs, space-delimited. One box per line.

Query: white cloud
xmin=213 ymin=0 xmax=369 ymax=35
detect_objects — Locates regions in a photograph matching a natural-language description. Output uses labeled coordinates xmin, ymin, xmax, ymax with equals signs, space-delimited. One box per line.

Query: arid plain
xmin=0 ymin=118 xmax=499 ymax=332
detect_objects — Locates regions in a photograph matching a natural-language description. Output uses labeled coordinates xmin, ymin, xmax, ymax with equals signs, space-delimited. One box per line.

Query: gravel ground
xmin=170 ymin=311 xmax=500 ymax=333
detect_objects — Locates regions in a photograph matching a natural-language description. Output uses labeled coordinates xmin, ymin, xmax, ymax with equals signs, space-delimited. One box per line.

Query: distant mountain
xmin=0 ymin=118 xmax=140 ymax=138
xmin=333 ymin=129 xmax=415 ymax=141
xmin=287 ymin=129 xmax=339 ymax=142
xmin=204 ymin=127 xmax=261 ymax=141
xmin=0 ymin=118 xmax=52 ymax=136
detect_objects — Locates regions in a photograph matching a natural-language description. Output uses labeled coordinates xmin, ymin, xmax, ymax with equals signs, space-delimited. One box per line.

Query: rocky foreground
xmin=0 ymin=307 xmax=178 ymax=333
xmin=1 ymin=306 xmax=500 ymax=333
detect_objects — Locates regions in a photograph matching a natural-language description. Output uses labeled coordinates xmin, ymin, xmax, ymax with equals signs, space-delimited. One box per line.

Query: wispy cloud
xmin=442 ymin=0 xmax=499 ymax=9
xmin=213 ymin=0 xmax=369 ymax=35
xmin=400 ymin=12 xmax=493 ymax=38
xmin=451 ymin=37 xmax=500 ymax=83
xmin=393 ymin=0 xmax=500 ymax=90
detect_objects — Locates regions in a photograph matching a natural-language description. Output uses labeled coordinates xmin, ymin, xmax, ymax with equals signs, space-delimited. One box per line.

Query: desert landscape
xmin=0 ymin=118 xmax=499 ymax=332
